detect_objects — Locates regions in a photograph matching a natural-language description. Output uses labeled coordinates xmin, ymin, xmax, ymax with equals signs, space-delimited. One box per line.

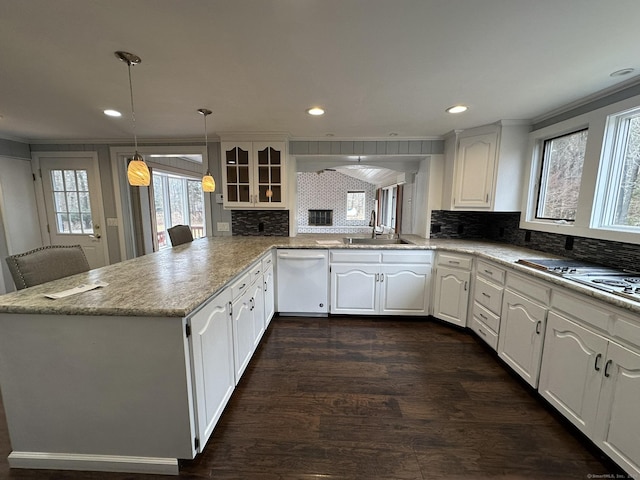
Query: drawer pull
xmin=449 ymin=260 xmax=460 ymax=265
xmin=484 ymin=269 xmax=493 ymax=275
xmin=478 ymin=328 xmax=487 ymax=336
xmin=481 ymin=292 xmax=491 ymax=298
xmin=479 ymin=313 xmax=488 ymax=321
xmin=594 ymin=353 xmax=602 ymax=372
xmin=239 ymin=283 xmax=246 ymax=290
xmin=604 ymin=359 xmax=613 ymax=378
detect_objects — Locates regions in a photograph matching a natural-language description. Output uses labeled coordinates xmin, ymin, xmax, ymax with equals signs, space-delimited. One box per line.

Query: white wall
xmin=0 ymin=155 xmax=43 ymax=293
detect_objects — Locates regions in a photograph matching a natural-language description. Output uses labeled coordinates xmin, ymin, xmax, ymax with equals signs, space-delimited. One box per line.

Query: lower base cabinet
xmin=188 ymin=288 xmax=235 ymax=451
xmin=432 ymin=266 xmax=470 ymax=327
xmin=540 ymin=312 xmax=640 ymax=478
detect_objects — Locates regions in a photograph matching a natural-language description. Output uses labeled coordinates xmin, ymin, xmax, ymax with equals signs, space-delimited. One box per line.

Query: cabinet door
xmin=330 ymin=264 xmax=378 ymax=315
xmin=222 ymin=142 xmax=253 ymax=208
xmin=232 ymin=289 xmax=254 ymax=384
xmin=498 ymin=290 xmax=546 ymax=387
xmin=249 ymin=277 xmax=265 ymax=347
xmin=594 ymin=342 xmax=640 ymax=478
xmin=253 ymin=142 xmax=286 ymax=207
xmin=263 ymin=265 xmax=275 ymax=327
xmin=189 ymin=288 xmax=234 ymax=450
xmin=432 ymin=266 xmax=470 ymax=327
xmin=454 ymin=132 xmax=497 ymax=208
xmin=379 ymin=264 xmax=430 ymax=315
xmin=538 ymin=312 xmax=607 ymax=437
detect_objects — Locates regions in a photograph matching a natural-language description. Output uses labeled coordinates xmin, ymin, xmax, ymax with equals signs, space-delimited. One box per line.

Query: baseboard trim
xmin=8 ymin=451 xmax=179 ymax=475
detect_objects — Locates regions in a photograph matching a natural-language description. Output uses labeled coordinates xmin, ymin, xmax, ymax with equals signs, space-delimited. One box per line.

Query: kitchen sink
xmin=343 ymin=237 xmax=412 ymax=245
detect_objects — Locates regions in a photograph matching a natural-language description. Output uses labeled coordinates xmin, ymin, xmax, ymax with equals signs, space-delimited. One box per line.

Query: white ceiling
xmin=2 ymin=0 xmax=640 ymax=143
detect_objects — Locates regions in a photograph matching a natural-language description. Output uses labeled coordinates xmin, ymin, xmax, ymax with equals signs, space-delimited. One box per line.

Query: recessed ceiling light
xmin=610 ymin=68 xmax=635 ymax=77
xmin=446 ymin=105 xmax=468 ymax=114
xmin=104 ymin=109 xmax=122 ymax=117
xmin=306 ymin=107 xmax=325 ymax=116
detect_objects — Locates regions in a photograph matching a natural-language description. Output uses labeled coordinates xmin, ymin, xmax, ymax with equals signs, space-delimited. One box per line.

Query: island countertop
xmin=0 ymin=234 xmax=638 ymax=317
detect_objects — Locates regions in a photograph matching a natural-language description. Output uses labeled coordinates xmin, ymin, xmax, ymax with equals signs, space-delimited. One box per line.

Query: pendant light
xmin=115 ymin=51 xmax=150 ymax=187
xmin=198 ymin=108 xmax=215 ymax=192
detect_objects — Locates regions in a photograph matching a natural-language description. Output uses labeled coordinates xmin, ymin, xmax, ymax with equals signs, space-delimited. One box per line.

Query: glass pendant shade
xmin=127 ymin=152 xmax=150 ymax=186
xmin=202 ymin=171 xmax=216 ymax=192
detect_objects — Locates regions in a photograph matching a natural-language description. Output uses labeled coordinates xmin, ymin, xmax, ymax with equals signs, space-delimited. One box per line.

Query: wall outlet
xmin=217 ymin=222 xmax=230 ymax=232
xmin=215 ymin=193 xmax=224 ymax=204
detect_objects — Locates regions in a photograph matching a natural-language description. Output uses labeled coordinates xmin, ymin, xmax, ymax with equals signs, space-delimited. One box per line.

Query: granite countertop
xmin=0 ymin=234 xmax=638 ymax=317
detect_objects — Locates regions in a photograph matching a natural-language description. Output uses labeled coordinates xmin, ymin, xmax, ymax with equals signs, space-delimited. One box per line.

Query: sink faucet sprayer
xmin=369 ymin=210 xmax=376 ymax=238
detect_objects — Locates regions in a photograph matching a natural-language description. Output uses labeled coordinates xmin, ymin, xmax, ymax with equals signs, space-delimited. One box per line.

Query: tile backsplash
xmin=430 ymin=210 xmax=640 ymax=270
xmin=232 ymin=210 xmax=289 ymax=236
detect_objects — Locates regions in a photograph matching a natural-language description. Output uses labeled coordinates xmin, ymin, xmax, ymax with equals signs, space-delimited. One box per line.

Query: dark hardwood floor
xmin=0 ymin=316 xmax=623 ymax=479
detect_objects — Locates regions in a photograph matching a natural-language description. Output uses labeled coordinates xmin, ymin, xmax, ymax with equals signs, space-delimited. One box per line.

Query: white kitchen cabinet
xmin=231 ymin=276 xmax=254 ymax=384
xmin=221 ymin=140 xmax=287 ymax=209
xmin=432 ymin=253 xmax=472 ymax=327
xmin=330 ymin=250 xmax=432 ymax=316
xmin=445 ymin=122 xmax=530 ymax=211
xmin=188 ymin=287 xmax=234 ymax=451
xmin=249 ymin=276 xmax=265 ymax=347
xmin=538 ymin=312 xmax=608 ymax=437
xmin=469 ymin=260 xmax=505 ymax=350
xmin=498 ymin=288 xmax=547 ymax=388
xmin=263 ymin=263 xmax=275 ymax=327
xmin=539 ymin=290 xmax=640 ymax=478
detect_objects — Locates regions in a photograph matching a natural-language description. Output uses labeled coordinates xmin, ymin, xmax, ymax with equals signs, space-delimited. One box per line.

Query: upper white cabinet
xmin=221 ymin=140 xmax=287 ymax=209
xmin=444 ymin=121 xmax=530 ymax=211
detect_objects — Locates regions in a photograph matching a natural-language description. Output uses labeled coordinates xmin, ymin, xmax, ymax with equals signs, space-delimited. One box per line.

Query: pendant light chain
xmin=127 ymin=60 xmax=139 ymax=153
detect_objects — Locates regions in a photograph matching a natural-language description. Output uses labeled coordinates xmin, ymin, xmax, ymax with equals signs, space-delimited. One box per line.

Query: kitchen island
xmin=0 ymin=235 xmax=638 ymax=475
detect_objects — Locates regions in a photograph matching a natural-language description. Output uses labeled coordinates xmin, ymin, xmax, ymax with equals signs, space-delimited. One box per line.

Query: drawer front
xmin=472 ymin=301 xmax=500 ymax=333
xmin=330 ymin=250 xmax=382 ymax=264
xmin=470 ymin=315 xmax=499 ymax=350
xmin=381 ymin=251 xmax=433 ymax=264
xmin=249 ymin=262 xmax=263 ymax=284
xmin=506 ymin=272 xmax=551 ymax=306
xmin=436 ymin=253 xmax=472 ymax=270
xmin=477 ymin=260 xmax=505 ymax=285
xmin=230 ymin=271 xmax=251 ymax=300
xmin=261 ymin=251 xmax=274 ymax=271
xmin=474 ymin=276 xmax=503 ymax=314
xmin=551 ymin=289 xmax=612 ymax=333
xmin=612 ymin=314 xmax=640 ymax=351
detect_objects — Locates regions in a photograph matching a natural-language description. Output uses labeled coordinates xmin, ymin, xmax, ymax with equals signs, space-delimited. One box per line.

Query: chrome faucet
xmin=369 ymin=210 xmax=376 ymax=238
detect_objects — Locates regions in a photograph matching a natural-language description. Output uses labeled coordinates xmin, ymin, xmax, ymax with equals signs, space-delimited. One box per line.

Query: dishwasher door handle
xmin=278 ymin=255 xmax=327 ymax=260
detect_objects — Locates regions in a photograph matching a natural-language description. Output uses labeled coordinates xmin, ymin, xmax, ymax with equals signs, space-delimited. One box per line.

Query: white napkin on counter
xmin=45 ymin=281 xmax=109 ymax=299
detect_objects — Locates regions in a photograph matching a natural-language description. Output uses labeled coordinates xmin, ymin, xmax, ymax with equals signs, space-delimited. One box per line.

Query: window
xmin=379 ymin=186 xmax=397 ymax=228
xmin=51 ymin=169 xmax=94 ymax=234
xmin=536 ymin=129 xmax=588 ymax=221
xmin=599 ymin=108 xmax=640 ymax=229
xmin=152 ymin=171 xmax=205 ymax=249
xmin=346 ymin=191 xmax=365 ymax=221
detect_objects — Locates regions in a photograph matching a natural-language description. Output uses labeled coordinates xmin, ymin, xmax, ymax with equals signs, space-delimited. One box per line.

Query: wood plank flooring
xmin=0 ymin=316 xmax=624 ymax=479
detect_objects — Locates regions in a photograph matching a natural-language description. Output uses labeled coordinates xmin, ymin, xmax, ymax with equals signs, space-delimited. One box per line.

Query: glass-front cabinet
xmin=221 ymin=141 xmax=286 ymax=209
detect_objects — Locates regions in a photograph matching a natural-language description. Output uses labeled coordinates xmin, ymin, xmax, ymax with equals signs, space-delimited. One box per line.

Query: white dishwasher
xmin=276 ymin=249 xmax=329 ymax=315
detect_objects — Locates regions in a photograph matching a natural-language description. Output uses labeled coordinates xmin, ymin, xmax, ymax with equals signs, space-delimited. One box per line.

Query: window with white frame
xmin=536 ymin=129 xmax=588 ymax=221
xmin=152 ymin=171 xmax=205 ymax=249
xmin=346 ymin=191 xmax=365 ymax=221
xmin=598 ymin=107 xmax=640 ymax=229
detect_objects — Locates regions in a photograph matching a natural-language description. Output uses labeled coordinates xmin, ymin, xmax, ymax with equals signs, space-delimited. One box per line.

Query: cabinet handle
xmin=264 ymin=281 xmax=268 ymax=292
xmin=449 ymin=260 xmax=460 ymax=265
xmin=482 ymin=292 xmax=490 ymax=298
xmin=479 ymin=313 xmax=488 ymax=320
xmin=380 ymin=273 xmax=384 ymax=282
xmin=535 ymin=320 xmax=542 ymax=334
xmin=484 ymin=269 xmax=493 ymax=275
xmin=486 ymin=193 xmax=489 ymax=203
xmin=478 ymin=328 xmax=487 ymax=337
xmin=239 ymin=283 xmax=246 ymax=290
xmin=250 ymin=297 xmax=255 ymax=311
xmin=464 ymin=281 xmax=468 ymax=291
xmin=375 ymin=273 xmax=379 ymax=282
xmin=604 ymin=359 xmax=613 ymax=378
xmin=594 ymin=353 xmax=602 ymax=371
